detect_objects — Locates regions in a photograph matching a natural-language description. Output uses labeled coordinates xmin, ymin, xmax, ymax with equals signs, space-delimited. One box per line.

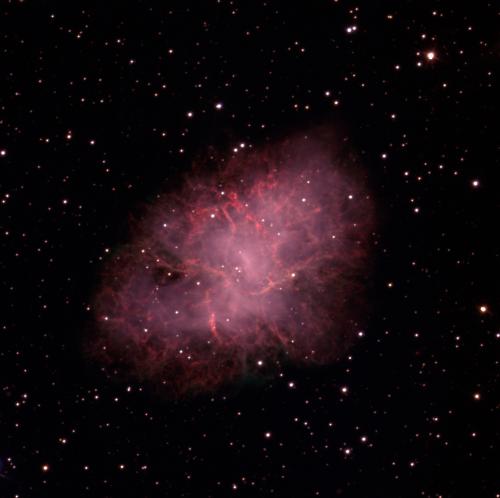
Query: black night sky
xmin=0 ymin=1 xmax=498 ymax=497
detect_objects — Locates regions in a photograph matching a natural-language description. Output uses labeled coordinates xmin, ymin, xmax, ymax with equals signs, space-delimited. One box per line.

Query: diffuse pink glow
xmin=90 ymin=133 xmax=375 ymax=394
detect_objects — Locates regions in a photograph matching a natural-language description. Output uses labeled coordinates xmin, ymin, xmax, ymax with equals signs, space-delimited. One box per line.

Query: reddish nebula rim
xmin=88 ymin=132 xmax=376 ymax=395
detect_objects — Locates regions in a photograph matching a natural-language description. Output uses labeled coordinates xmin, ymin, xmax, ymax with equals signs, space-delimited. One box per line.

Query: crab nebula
xmin=90 ymin=133 xmax=375 ymax=394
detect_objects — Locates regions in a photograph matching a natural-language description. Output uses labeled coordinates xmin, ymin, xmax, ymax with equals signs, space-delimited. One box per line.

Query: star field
xmin=0 ymin=1 xmax=498 ymax=497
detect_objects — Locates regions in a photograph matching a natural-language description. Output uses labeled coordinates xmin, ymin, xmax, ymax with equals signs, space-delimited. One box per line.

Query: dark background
xmin=0 ymin=1 xmax=498 ymax=497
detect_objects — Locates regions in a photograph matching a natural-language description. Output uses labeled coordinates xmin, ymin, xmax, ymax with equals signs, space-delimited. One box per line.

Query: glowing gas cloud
xmin=90 ymin=132 xmax=375 ymax=394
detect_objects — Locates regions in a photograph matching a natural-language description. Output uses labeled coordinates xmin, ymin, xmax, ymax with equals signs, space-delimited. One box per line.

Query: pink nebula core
xmin=90 ymin=133 xmax=375 ymax=394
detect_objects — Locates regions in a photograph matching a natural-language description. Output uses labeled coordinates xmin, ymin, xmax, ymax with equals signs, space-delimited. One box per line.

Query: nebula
xmin=89 ymin=132 xmax=375 ymax=394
